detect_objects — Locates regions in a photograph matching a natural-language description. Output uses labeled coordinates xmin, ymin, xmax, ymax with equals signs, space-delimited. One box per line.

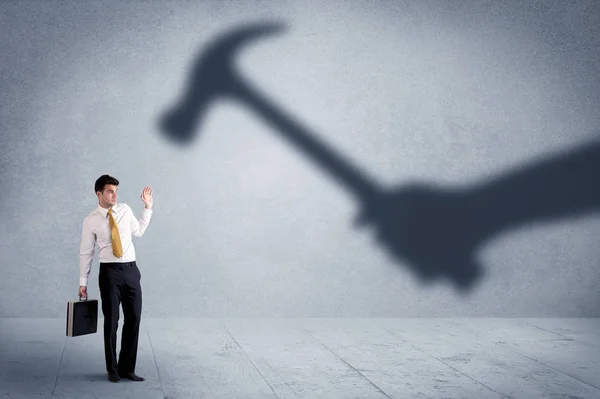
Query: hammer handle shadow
xmin=235 ymin=80 xmax=382 ymax=204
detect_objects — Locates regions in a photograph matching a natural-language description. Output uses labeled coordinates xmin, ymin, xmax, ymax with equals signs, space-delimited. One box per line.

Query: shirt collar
xmin=97 ymin=203 xmax=119 ymax=217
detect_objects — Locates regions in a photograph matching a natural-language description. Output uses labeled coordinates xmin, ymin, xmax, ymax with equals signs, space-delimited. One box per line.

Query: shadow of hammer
xmin=158 ymin=22 xmax=482 ymax=290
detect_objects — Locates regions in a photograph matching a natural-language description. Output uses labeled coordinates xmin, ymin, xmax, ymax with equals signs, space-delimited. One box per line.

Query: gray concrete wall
xmin=1 ymin=1 xmax=599 ymax=317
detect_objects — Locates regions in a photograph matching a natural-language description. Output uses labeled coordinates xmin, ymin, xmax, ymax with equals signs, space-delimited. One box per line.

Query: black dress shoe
xmin=107 ymin=373 xmax=120 ymax=383
xmin=118 ymin=372 xmax=145 ymax=381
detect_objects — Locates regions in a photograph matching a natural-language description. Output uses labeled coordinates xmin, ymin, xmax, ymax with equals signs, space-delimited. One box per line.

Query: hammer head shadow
xmin=159 ymin=22 xmax=285 ymax=145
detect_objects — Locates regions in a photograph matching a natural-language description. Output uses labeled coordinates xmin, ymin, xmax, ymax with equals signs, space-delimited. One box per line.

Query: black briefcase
xmin=66 ymin=296 xmax=98 ymax=337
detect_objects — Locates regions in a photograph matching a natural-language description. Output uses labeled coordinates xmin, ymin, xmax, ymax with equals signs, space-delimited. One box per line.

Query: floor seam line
xmin=145 ymin=322 xmax=167 ymax=398
xmin=50 ymin=336 xmax=67 ymax=399
xmin=525 ymin=321 xmax=600 ymax=348
xmin=303 ymin=328 xmax=393 ymax=399
xmin=221 ymin=322 xmax=284 ymax=399
xmin=490 ymin=340 xmax=600 ymax=392
xmin=385 ymin=329 xmax=510 ymax=398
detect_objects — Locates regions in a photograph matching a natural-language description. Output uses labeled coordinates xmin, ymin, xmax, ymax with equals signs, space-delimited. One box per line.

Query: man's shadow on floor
xmin=82 ymin=373 xmax=112 ymax=382
xmin=156 ymin=21 xmax=600 ymax=293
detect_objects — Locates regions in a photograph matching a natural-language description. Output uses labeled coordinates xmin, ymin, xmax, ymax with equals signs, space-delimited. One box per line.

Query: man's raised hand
xmin=141 ymin=186 xmax=153 ymax=209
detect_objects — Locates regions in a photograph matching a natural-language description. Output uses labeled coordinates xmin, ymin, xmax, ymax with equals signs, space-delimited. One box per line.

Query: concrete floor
xmin=1 ymin=318 xmax=599 ymax=399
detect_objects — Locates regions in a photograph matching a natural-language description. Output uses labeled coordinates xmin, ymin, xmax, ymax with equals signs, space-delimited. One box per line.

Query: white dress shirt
xmin=79 ymin=202 xmax=153 ymax=286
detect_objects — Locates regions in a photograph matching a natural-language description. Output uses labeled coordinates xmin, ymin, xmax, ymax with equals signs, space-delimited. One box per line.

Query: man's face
xmin=97 ymin=184 xmax=118 ymax=208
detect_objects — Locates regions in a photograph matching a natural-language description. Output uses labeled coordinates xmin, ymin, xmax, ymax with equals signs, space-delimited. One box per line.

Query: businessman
xmin=79 ymin=174 xmax=153 ymax=383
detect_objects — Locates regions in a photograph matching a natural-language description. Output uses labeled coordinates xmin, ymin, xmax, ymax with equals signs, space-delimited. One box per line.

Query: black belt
xmin=100 ymin=261 xmax=136 ymax=267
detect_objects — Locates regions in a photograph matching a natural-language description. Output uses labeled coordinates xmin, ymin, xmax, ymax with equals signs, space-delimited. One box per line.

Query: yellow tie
xmin=108 ymin=209 xmax=123 ymax=258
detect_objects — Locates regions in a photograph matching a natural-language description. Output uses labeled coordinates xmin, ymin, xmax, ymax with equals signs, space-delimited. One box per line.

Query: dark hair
xmin=95 ymin=175 xmax=119 ymax=193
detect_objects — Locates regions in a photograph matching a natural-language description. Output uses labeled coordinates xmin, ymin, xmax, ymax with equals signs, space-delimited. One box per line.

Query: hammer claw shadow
xmin=158 ymin=22 xmax=600 ymax=292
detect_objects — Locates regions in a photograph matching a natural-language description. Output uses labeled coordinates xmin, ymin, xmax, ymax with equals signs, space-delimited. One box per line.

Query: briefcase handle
xmin=79 ymin=295 xmax=88 ymax=301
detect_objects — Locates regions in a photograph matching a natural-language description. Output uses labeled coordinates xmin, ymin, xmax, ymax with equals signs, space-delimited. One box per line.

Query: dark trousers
xmin=98 ymin=261 xmax=142 ymax=375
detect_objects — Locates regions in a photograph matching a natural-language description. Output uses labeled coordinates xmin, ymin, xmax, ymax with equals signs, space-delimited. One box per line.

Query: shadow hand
xmin=356 ymin=183 xmax=483 ymax=290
